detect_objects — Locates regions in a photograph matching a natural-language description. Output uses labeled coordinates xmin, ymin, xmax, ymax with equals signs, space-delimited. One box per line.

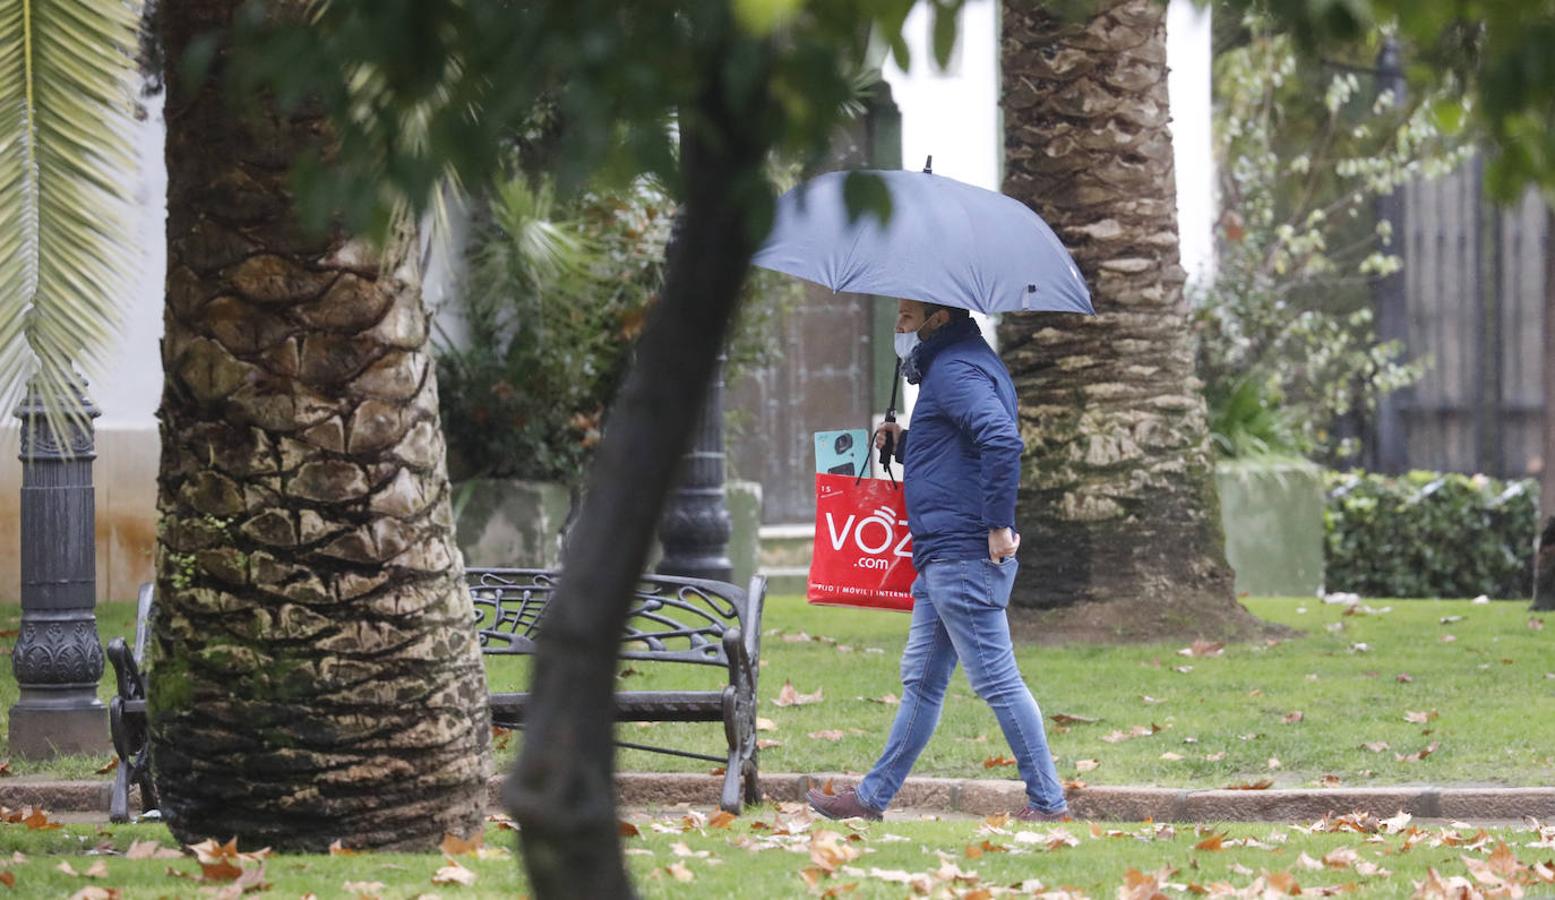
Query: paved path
xmin=8 ymin=773 xmax=1554 ymax=825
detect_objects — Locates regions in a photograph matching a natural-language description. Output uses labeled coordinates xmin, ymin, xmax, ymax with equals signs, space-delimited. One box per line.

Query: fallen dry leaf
xmin=1204 ymin=752 xmax=1227 ymax=762
xmin=431 ymin=858 xmax=476 ymax=886
xmin=1319 ymin=774 xmax=1342 ymax=787
xmin=439 ymin=833 xmax=482 ymax=857
xmin=1440 ymin=634 xmax=1457 ymax=643
xmin=708 ymin=811 xmax=737 ymax=829
xmin=1178 ymin=640 xmax=1225 ymax=658
xmin=1395 ymin=742 xmax=1439 ymax=763
xmin=1160 ymin=752 xmax=1185 ymax=761
xmin=1529 ymin=617 xmax=1545 ymax=631
xmin=0 ymin=761 xmax=10 ymax=778
xmin=1404 ymin=710 xmax=1439 ymax=725
xmin=1282 ymin=711 xmax=1304 ymax=724
xmin=1195 ymin=832 xmax=1226 ymax=851
xmin=982 ymin=755 xmax=1016 ymax=769
xmin=1050 ymin=713 xmax=1099 ymax=726
xmin=66 ymin=889 xmax=120 ymax=900
xmin=1224 ymin=780 xmax=1274 ymax=791
xmin=809 ymin=730 xmax=845 ymax=742
xmin=126 ymin=839 xmax=182 ymax=860
xmin=1267 ymin=757 xmax=1282 ymax=770
xmin=1396 ymin=673 xmax=1414 ymax=683
xmin=861 ymin=694 xmax=899 ymax=705
xmin=94 ymin=758 xmax=119 ymax=775
xmin=774 ymin=681 xmax=824 ymax=707
xmin=328 ymin=840 xmax=359 ymax=857
xmin=1361 ymin=741 xmax=1390 ymax=753
xmin=199 ymin=858 xmax=245 ymax=883
xmin=1074 ymin=759 xmax=1100 ymax=773
xmin=22 ymin=808 xmax=62 ymax=831
xmin=343 ymin=880 xmax=386 ymax=897
xmin=756 ymin=738 xmax=783 ymax=750
xmin=755 ymin=717 xmax=777 ymax=732
xmin=0 ymin=871 xmax=13 ymax=889
xmin=618 ymin=821 xmax=642 ymax=838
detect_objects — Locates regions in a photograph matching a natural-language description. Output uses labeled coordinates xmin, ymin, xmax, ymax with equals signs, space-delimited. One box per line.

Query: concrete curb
xmin=9 ymin=775 xmax=1555 ymax=823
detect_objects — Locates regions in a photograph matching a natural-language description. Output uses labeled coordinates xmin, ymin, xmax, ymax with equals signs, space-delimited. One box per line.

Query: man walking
xmin=807 ymin=299 xmax=1070 ymax=823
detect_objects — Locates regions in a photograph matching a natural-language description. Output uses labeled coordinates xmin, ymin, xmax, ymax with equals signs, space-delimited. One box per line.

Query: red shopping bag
xmin=807 ymin=473 xmax=915 ymax=611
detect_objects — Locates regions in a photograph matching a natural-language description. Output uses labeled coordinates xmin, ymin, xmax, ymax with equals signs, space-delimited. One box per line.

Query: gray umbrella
xmin=751 ymin=162 xmax=1093 ymax=316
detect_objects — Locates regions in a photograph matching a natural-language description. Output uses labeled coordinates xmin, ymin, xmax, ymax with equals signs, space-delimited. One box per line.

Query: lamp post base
xmin=7 ymin=703 xmax=108 ymax=760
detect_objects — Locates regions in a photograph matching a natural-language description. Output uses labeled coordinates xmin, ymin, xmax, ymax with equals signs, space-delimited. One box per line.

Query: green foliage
xmin=1197 ymin=18 xmax=1464 ymax=462
xmin=1207 ymin=374 xmax=1303 ymax=459
xmin=230 ymin=0 xmax=957 ymax=239
xmin=1325 ymin=470 xmax=1537 ymax=599
xmin=1251 ymin=0 xmax=1555 ymax=199
xmin=0 ymin=0 xmax=143 ymax=439
xmin=435 ymin=170 xmax=799 ymax=483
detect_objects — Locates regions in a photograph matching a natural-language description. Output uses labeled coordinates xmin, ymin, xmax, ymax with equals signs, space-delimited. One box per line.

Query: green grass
xmin=2 ymin=811 xmax=1551 ymax=897
xmin=5 ymin=596 xmax=1554 ymax=788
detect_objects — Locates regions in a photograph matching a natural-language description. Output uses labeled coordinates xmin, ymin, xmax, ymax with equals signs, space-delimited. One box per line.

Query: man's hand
xmin=988 ymin=527 xmax=1019 ymax=562
xmin=874 ymin=422 xmax=904 ymax=450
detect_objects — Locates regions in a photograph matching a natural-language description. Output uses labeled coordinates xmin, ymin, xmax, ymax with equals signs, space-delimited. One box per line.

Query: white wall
xmin=1167 ymin=0 xmax=1217 ymax=290
xmin=94 ymin=90 xmax=168 ymax=431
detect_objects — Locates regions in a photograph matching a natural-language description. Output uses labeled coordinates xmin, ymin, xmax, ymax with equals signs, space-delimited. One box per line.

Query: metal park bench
xmin=106 ymin=567 xmax=768 ymax=823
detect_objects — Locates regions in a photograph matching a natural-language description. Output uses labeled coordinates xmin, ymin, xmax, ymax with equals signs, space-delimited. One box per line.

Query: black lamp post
xmin=656 ymin=213 xmax=734 ymax=583
xmin=8 ymin=381 xmax=108 ymax=759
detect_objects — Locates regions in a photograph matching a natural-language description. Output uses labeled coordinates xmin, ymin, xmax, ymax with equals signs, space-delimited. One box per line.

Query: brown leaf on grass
xmin=861 ymin=694 xmax=899 ymax=705
xmin=1267 ymin=757 xmax=1282 ymax=770
xmin=982 ymin=755 xmax=1016 ymax=769
xmin=67 ymin=889 xmax=121 ymax=900
xmin=1440 ymin=634 xmax=1457 ymax=643
xmin=1282 ymin=711 xmax=1304 ymax=724
xmin=1224 ymin=780 xmax=1274 ymax=791
xmin=1063 ymin=779 xmax=1088 ymax=791
xmin=1204 ymin=752 xmax=1227 ymax=762
xmin=708 ymin=811 xmax=737 ymax=829
xmin=127 ymin=840 xmax=182 ymax=860
xmin=327 ymin=840 xmax=359 ymax=857
xmin=1194 ymin=832 xmax=1226 ymax=851
xmin=1395 ymin=741 xmax=1439 ymax=763
xmin=0 ymin=761 xmax=11 ymax=778
xmin=1074 ymin=759 xmax=1100 ymax=772
xmin=1319 ymin=774 xmax=1343 ymax=787
xmin=809 ymin=730 xmax=845 ymax=742
xmin=1322 ymin=847 xmax=1360 ymax=868
xmin=491 ymin=725 xmax=513 ymax=751
xmin=1361 ymin=741 xmax=1390 ymax=753
xmin=1404 ymin=710 xmax=1439 ymax=724
xmin=22 ymin=808 xmax=61 ymax=831
xmin=439 ymin=833 xmax=482 ymax=857
xmin=94 ymin=758 xmax=118 ymax=775
xmin=756 ymin=717 xmax=777 ymax=732
xmin=342 ymin=881 xmax=385 ymax=899
xmin=1160 ymin=752 xmax=1185 ymax=761
xmin=1178 ymin=640 xmax=1225 ymax=658
xmin=1396 ymin=673 xmax=1414 ymax=683
xmin=432 ymin=858 xmax=476 ymax=886
xmin=773 ymin=681 xmax=824 ymax=707
xmin=1050 ymin=713 xmax=1099 ymax=726
xmin=821 ymin=778 xmax=836 ymax=795
xmin=199 ymin=859 xmax=245 ymax=883
xmin=756 ymin=739 xmax=783 ymax=750
xmin=0 ymin=871 xmax=14 ymax=889
xmin=1174 ymin=666 xmax=1194 ymax=674
xmin=1529 ymin=617 xmax=1545 ymax=631
xmin=618 ymin=821 xmax=642 ymax=838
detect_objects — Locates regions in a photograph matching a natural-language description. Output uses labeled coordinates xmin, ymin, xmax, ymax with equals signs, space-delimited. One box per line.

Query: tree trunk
xmin=150 ymin=0 xmax=490 ymax=850
xmin=506 ymin=54 xmax=772 ymax=900
xmin=999 ymin=0 xmax=1262 ymax=640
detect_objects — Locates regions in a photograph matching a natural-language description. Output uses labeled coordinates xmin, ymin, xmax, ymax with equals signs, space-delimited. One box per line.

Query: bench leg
xmin=743 ymin=748 xmax=760 ymax=807
xmin=110 ymin=764 xmax=130 ymax=824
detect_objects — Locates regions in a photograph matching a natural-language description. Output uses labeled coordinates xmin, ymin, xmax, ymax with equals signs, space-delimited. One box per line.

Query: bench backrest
xmin=467 ymin=568 xmax=759 ymax=668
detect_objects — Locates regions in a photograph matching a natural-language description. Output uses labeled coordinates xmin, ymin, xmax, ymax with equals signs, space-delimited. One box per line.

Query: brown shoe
xmin=1014 ymin=805 xmax=1071 ymax=823
xmin=807 ymin=787 xmax=883 ymax=821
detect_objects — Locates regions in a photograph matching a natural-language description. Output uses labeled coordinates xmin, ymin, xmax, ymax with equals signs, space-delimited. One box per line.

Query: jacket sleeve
xmin=943 ymin=361 xmax=1023 ymax=530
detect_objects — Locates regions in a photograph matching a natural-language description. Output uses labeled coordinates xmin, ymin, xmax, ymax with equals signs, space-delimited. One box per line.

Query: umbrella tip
xmin=923 ymin=155 xmax=933 ymax=175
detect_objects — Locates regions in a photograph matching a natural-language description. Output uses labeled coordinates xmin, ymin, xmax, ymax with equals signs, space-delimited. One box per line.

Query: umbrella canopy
xmin=752 ymin=167 xmax=1093 ymax=316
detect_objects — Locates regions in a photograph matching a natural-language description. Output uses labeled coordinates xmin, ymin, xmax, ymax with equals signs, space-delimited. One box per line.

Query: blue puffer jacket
xmin=898 ymin=317 xmax=1023 ymax=569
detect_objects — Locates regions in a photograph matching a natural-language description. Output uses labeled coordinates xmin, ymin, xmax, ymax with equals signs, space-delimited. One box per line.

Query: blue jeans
xmin=854 ymin=558 xmax=1067 ymax=814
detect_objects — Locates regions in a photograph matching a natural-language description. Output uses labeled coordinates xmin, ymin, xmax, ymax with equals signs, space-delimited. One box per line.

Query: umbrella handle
xmin=875 ymin=357 xmax=902 ymax=475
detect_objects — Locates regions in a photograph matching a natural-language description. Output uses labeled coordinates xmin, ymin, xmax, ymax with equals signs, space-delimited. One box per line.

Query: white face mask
xmin=893 ymin=331 xmax=920 ymax=361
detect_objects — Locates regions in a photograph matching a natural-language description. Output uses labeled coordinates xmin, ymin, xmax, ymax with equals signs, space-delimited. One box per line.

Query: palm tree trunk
xmin=150 ymin=0 xmax=490 ymax=850
xmin=1000 ymin=0 xmax=1261 ymax=639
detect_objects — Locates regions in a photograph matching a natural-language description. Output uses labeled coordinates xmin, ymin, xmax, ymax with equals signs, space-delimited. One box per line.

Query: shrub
xmin=1324 ymin=471 xmax=1537 ymax=599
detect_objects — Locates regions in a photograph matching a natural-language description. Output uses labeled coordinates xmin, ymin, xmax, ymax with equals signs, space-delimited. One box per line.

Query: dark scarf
xmin=902 ymin=316 xmax=980 ymax=385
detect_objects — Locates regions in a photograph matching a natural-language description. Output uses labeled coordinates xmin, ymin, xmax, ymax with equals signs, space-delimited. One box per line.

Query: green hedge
xmin=1324 ymin=471 xmax=1538 ymax=599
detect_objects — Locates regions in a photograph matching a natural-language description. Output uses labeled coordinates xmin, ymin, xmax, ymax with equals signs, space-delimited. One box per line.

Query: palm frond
xmin=0 ymin=0 xmax=143 ymax=442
